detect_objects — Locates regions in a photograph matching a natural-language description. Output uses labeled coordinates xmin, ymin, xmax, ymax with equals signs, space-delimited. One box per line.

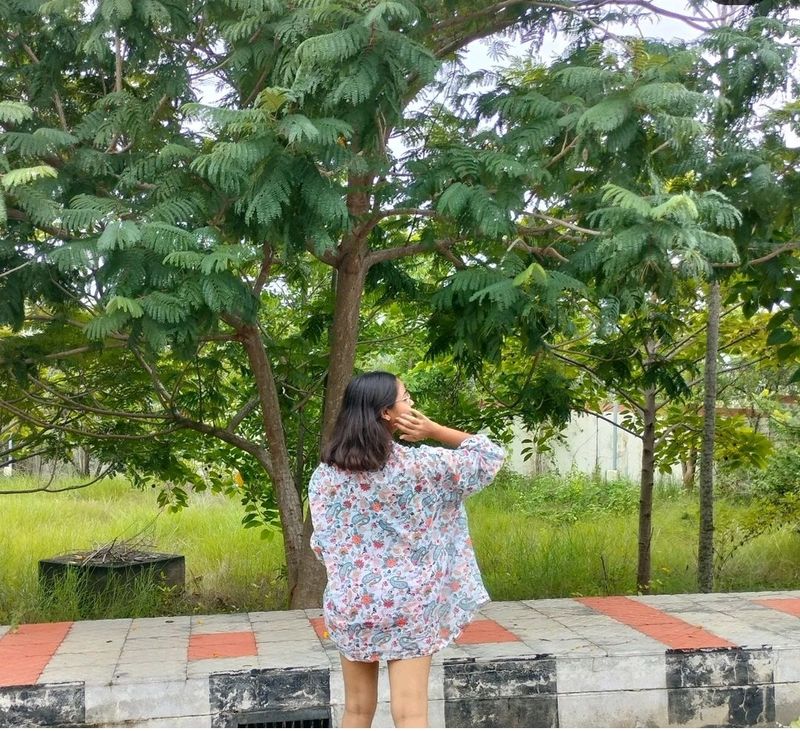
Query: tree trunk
xmin=637 ymin=387 xmax=657 ymax=593
xmin=682 ymin=446 xmax=697 ymax=491
xmin=320 ymin=252 xmax=368 ymax=448
xmin=239 ymin=324 xmax=315 ymax=607
xmin=698 ymin=280 xmax=721 ymax=593
xmin=72 ymin=447 xmax=90 ymax=477
xmin=320 ymin=170 xmax=372 ymax=448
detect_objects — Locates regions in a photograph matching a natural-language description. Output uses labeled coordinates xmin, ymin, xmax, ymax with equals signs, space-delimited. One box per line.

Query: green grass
xmin=0 ymin=476 xmax=286 ymax=625
xmin=467 ymin=470 xmax=800 ymax=599
xmin=2 ymin=470 xmax=799 ymax=624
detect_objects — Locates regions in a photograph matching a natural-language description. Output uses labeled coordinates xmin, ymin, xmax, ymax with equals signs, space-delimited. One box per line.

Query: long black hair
xmin=323 ymin=371 xmax=397 ymax=471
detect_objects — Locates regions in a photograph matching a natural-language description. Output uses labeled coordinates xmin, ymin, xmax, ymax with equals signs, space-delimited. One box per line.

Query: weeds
xmin=1 ymin=470 xmax=799 ymax=624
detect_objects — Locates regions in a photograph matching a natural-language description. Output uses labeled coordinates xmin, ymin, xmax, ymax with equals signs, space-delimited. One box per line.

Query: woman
xmin=309 ymin=371 xmax=505 ymax=728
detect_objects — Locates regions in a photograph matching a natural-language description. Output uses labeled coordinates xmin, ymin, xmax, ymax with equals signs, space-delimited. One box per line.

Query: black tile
xmin=728 ymin=684 xmax=775 ymax=727
xmin=445 ymin=695 xmax=559 ymax=728
xmin=0 ymin=682 xmax=85 ymax=727
xmin=666 ymin=648 xmax=773 ymax=689
xmin=667 ymin=685 xmax=776 ymax=727
xmin=209 ymin=669 xmax=330 ymax=728
xmin=444 ymin=656 xmax=557 ymax=700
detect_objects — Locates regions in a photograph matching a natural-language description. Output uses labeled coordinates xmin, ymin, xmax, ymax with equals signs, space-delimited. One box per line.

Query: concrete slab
xmin=558 ymin=688 xmax=669 ymax=727
xmin=2 ymin=591 xmax=799 ymax=727
xmin=557 ymin=653 xmax=666 ymax=693
xmin=84 ymin=678 xmax=210 ymax=724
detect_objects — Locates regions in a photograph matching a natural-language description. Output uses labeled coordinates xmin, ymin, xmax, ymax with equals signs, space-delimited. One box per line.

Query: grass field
xmin=1 ymin=471 xmax=798 ymax=625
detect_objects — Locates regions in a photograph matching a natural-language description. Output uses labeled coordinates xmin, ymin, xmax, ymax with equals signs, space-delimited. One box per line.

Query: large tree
xmin=1 ymin=1 xmax=794 ymax=607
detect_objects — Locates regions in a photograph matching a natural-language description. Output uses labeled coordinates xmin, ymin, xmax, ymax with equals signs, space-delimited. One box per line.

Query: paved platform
xmin=1 ymin=590 xmax=799 ymax=727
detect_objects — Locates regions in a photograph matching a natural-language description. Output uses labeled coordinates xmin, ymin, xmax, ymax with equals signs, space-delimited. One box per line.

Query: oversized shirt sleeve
xmin=416 ymin=434 xmax=505 ymax=501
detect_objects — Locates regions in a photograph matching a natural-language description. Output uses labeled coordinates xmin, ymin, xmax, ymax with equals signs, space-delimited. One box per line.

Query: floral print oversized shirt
xmin=308 ymin=434 xmax=505 ymax=661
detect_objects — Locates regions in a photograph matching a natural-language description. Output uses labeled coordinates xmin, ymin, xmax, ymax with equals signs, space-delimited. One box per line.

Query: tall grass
xmin=1 ymin=470 xmax=798 ymax=624
xmin=0 ymin=476 xmax=286 ymax=625
xmin=467 ymin=470 xmax=800 ymax=599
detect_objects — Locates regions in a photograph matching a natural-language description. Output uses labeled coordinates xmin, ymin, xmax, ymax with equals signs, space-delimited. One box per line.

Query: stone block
xmin=84 ymin=678 xmax=210 ymax=724
xmin=775 ymin=647 xmax=800 ymax=683
xmin=557 ymin=688 xmax=668 ymax=727
xmin=208 ymin=667 xmax=329 ymax=727
xmin=131 ymin=714 xmax=212 ymax=727
xmin=665 ymin=648 xmax=774 ymax=689
xmin=666 ymin=685 xmax=775 ymax=727
xmin=444 ymin=694 xmax=559 ymax=727
xmin=775 ymin=681 xmax=800 ymax=726
xmin=443 ymin=656 xmax=557 ymax=700
xmin=0 ymin=682 xmax=84 ymax=727
xmin=557 ymin=653 xmax=666 ymax=693
xmin=113 ymin=661 xmax=188 ymax=682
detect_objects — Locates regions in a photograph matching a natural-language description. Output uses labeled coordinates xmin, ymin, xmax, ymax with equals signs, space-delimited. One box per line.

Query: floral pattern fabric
xmin=308 ymin=435 xmax=505 ymax=661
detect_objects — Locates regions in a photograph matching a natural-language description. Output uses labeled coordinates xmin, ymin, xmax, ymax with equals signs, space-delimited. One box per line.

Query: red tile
xmin=308 ymin=617 xmax=328 ymax=640
xmin=456 ymin=619 xmax=521 ymax=645
xmin=578 ymin=597 xmax=736 ymax=651
xmin=0 ymin=621 xmax=72 ymax=687
xmin=188 ymin=631 xmax=257 ymax=661
xmin=755 ymin=598 xmax=800 ymax=618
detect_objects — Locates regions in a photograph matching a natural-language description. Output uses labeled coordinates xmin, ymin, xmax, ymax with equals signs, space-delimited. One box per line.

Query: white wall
xmin=507 ymin=412 xmax=682 ymax=483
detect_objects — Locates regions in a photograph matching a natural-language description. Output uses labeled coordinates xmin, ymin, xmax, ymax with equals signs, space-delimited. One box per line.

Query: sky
xmin=456 ymin=2 xmax=799 ymax=146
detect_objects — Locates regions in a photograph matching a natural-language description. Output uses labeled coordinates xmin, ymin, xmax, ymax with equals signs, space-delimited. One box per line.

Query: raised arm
xmin=395 ymin=409 xmax=505 ymax=499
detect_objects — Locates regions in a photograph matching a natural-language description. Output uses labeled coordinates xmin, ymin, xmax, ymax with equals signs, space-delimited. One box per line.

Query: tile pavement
xmin=0 ymin=590 xmax=799 ymax=727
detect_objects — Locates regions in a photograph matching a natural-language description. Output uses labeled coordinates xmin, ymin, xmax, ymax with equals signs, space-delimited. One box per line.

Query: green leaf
xmin=649 ymin=194 xmax=699 ymax=221
xmin=362 ymin=1 xmax=419 ymax=26
xmin=101 ymin=0 xmax=133 ymax=22
xmin=98 ymin=220 xmax=141 ymax=251
xmin=767 ymin=327 xmax=792 ymax=346
xmin=513 ymin=260 xmax=548 ymax=287
xmin=85 ymin=310 xmax=131 ymax=340
xmin=0 ymin=101 xmax=34 ymax=124
xmin=106 ymin=296 xmax=144 ymax=318
xmin=437 ymin=182 xmax=471 ymax=216
xmin=601 ymin=184 xmax=652 ymax=217
xmin=577 ymin=97 xmax=630 ymax=134
xmin=163 ymin=250 xmax=205 ymax=270
xmin=1 ymin=165 xmax=58 ymax=188
xmin=776 ymin=343 xmax=800 ymax=360
xmin=256 ymin=87 xmax=291 ymax=113
xmin=277 ymin=114 xmax=319 ymax=145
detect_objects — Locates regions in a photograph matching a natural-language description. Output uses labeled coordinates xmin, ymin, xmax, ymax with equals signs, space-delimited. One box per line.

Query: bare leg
xmin=387 ymin=655 xmax=432 ymax=728
xmin=340 ymin=654 xmax=379 ymax=728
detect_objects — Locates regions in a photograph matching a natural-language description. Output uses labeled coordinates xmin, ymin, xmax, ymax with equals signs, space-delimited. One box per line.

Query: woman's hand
xmin=394 ymin=409 xmax=437 ymax=442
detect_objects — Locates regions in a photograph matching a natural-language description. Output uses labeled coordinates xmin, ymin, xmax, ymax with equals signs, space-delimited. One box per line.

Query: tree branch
xmin=366 ymin=236 xmax=470 ymax=267
xmin=25 ymin=375 xmax=168 ymax=422
xmin=0 ymin=399 xmax=179 ymax=440
xmin=175 ymin=415 xmax=272 ymax=471
xmin=580 ymin=407 xmax=642 ymax=439
xmin=11 ymin=33 xmax=69 ymax=132
xmin=713 ymin=242 xmax=800 ymax=269
xmin=252 ymin=242 xmax=275 ymax=297
xmin=115 ymin=32 xmax=123 ymax=93
xmin=227 ymin=395 xmax=260 ymax=432
xmin=7 ymin=208 xmax=75 ymax=240
xmin=1 ymin=260 xmax=35 ymax=279
xmin=130 ymin=348 xmax=174 ymax=412
xmin=0 ymin=467 xmax=115 ymax=495
xmin=305 ymin=241 xmax=339 ymax=267
xmin=523 ymin=211 xmax=602 ymax=236
xmin=547 ymin=348 xmax=644 ymax=412
xmin=509 ymin=236 xmax=570 ymax=263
